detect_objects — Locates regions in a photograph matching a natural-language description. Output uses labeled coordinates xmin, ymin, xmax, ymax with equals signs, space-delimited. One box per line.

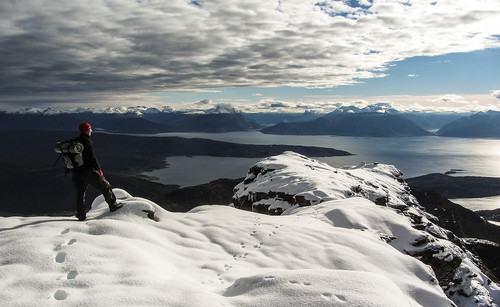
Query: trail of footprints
xmin=217 ymin=218 xmax=285 ymax=284
xmin=51 ymin=221 xmax=335 ymax=302
xmin=52 ymin=228 xmax=79 ymax=301
xmin=290 ymin=280 xmax=346 ymax=304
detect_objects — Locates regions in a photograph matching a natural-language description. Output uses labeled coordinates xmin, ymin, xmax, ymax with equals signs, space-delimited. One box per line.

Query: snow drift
xmin=0 ymin=152 xmax=498 ymax=306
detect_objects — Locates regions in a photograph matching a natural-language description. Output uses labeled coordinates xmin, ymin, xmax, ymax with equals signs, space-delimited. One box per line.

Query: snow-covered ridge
xmin=233 ymin=152 xmax=499 ymax=306
xmin=233 ymin=153 xmax=413 ymax=214
xmin=0 ymin=153 xmax=498 ymax=306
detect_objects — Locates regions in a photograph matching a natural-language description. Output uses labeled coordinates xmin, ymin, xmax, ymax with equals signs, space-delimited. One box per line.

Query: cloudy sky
xmin=1 ymin=0 xmax=499 ymax=113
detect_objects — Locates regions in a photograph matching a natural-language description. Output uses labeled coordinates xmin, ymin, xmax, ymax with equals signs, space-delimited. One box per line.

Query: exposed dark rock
xmin=232 ymin=190 xmax=313 ymax=214
xmin=142 ymin=209 xmax=156 ymax=221
xmin=408 ymin=185 xmax=500 ymax=244
xmin=411 ymin=234 xmax=433 ymax=247
xmin=409 ymin=184 xmax=500 ymax=283
xmin=463 ymin=239 xmax=500 ymax=284
xmin=407 ymin=245 xmax=463 ymax=290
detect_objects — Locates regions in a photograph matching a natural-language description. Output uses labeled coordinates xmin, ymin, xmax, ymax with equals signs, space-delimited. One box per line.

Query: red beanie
xmin=79 ymin=122 xmax=92 ymax=134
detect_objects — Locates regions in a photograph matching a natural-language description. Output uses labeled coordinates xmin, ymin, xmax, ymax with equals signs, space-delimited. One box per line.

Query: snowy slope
xmin=0 ymin=152 xmax=498 ymax=306
xmin=1 ymin=191 xmax=450 ymax=306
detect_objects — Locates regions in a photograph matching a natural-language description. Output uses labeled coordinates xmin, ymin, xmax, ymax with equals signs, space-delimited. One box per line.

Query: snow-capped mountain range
xmin=5 ymin=104 xmax=238 ymax=116
xmin=1 ymin=152 xmax=498 ymax=306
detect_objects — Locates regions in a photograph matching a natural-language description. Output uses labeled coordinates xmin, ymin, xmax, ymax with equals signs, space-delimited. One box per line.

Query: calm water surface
xmin=142 ymin=131 xmax=500 ymax=188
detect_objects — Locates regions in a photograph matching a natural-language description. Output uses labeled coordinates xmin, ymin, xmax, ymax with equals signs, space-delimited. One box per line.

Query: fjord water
xmin=143 ymin=131 xmax=500 ymax=189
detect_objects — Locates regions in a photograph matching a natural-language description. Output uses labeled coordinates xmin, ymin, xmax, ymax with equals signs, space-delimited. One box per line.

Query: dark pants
xmin=72 ymin=168 xmax=116 ymax=216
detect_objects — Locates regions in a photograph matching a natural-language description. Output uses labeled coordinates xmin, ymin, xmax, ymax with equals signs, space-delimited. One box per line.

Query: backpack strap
xmin=52 ymin=153 xmax=63 ymax=170
xmin=52 ymin=153 xmax=71 ymax=176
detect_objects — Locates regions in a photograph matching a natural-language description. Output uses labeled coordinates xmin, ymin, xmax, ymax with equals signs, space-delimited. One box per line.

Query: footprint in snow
xmin=252 ymin=242 xmax=264 ymax=249
xmin=55 ymin=252 xmax=66 ymax=263
xmin=322 ymin=293 xmax=347 ymax=303
xmin=268 ymin=231 xmax=277 ymax=236
xmin=60 ymin=228 xmax=70 ymax=235
xmin=54 ymin=290 xmax=68 ymax=300
xmin=54 ymin=238 xmax=77 ymax=251
xmin=233 ymin=252 xmax=248 ymax=260
xmin=67 ymin=270 xmax=79 ymax=280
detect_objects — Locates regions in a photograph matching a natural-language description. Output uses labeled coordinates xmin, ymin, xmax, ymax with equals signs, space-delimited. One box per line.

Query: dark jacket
xmin=75 ymin=134 xmax=101 ymax=170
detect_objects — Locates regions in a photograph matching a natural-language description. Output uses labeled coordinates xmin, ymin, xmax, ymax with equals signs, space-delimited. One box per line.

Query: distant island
xmin=261 ymin=112 xmax=432 ymax=137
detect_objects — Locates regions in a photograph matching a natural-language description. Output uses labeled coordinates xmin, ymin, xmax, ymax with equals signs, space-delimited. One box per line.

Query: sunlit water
xmin=450 ymin=196 xmax=500 ymax=212
xmin=139 ymin=131 xmax=500 ymax=210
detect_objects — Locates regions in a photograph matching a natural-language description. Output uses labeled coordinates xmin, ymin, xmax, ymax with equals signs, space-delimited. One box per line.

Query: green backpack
xmin=54 ymin=139 xmax=84 ymax=169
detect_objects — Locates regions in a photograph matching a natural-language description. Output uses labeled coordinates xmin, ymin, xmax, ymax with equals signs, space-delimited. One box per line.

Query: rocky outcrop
xmin=233 ymin=165 xmax=314 ymax=214
xmin=463 ymin=239 xmax=500 ymax=284
xmin=233 ymin=155 xmax=415 ymax=214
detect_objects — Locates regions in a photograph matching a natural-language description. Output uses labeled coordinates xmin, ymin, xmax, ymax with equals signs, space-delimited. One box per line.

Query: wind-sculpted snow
xmin=0 ymin=153 xmax=498 ymax=306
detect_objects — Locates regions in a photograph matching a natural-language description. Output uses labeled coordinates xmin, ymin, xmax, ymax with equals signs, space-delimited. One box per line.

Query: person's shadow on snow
xmin=0 ymin=218 xmax=76 ymax=232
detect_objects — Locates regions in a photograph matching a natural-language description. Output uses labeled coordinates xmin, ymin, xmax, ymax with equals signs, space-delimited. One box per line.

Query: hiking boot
xmin=109 ymin=202 xmax=124 ymax=212
xmin=76 ymin=213 xmax=86 ymax=221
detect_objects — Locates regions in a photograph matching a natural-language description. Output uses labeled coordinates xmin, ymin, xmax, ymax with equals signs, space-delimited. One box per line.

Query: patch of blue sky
xmin=345 ymin=48 xmax=500 ymax=96
xmin=314 ymin=0 xmax=373 ymax=19
xmin=188 ymin=0 xmax=202 ymax=8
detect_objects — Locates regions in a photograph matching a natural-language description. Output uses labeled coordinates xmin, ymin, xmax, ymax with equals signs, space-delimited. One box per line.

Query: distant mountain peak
xmin=262 ymin=111 xmax=431 ymax=137
xmin=437 ymin=109 xmax=500 ymax=138
xmin=332 ymin=104 xmax=399 ymax=114
xmin=204 ymin=104 xmax=240 ymax=114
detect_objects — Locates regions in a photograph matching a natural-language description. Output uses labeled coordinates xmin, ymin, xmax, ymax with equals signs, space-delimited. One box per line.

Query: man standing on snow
xmin=72 ymin=122 xmax=123 ymax=221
